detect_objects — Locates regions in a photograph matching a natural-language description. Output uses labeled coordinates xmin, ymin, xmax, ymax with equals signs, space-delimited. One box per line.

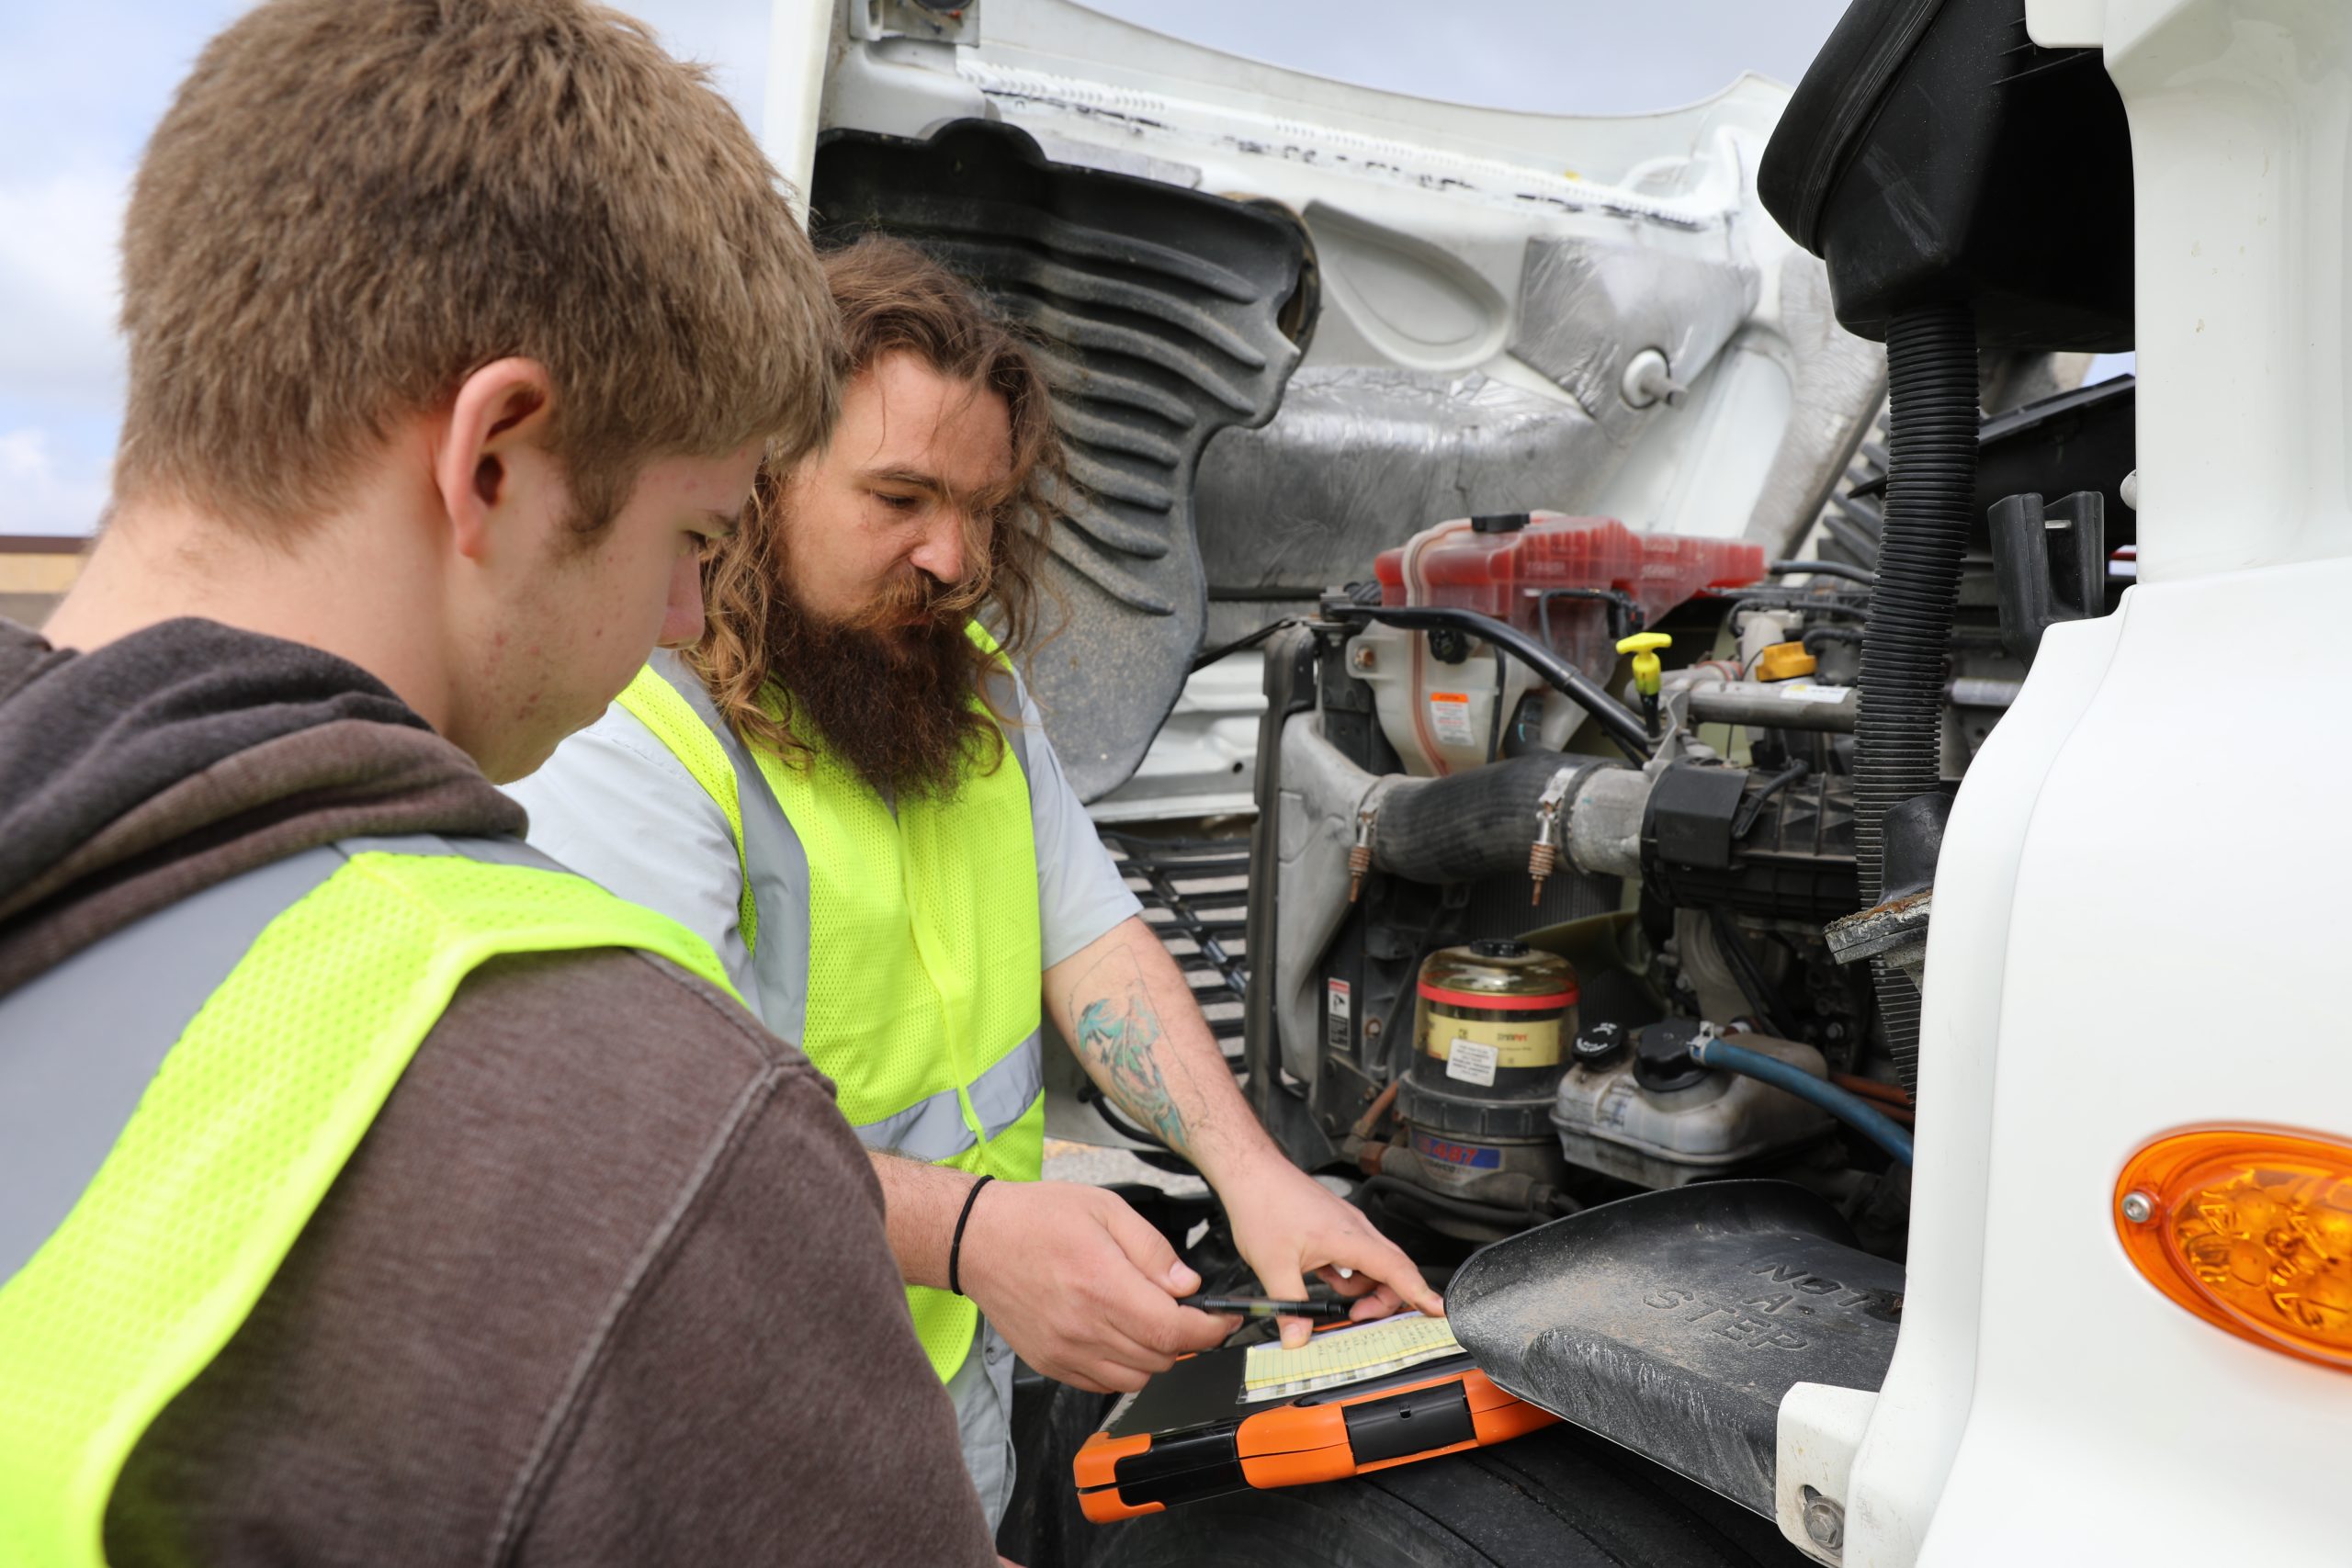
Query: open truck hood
xmin=785 ymin=0 xmax=1885 ymax=801
xmin=808 ymin=119 xmax=1308 ymax=801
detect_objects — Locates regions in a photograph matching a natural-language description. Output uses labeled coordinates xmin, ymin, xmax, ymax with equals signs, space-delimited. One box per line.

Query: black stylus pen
xmin=1179 ymin=1294 xmax=1352 ymax=1320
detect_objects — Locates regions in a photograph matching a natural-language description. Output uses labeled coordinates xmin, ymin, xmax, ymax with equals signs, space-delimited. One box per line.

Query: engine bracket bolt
xmin=2120 ymin=1190 xmax=2155 ymax=1224
xmin=1801 ymin=1490 xmax=1845 ymax=1551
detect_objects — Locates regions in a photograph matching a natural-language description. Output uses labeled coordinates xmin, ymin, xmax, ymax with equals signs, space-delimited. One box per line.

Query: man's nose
xmin=906 ymin=509 xmax=967 ymax=587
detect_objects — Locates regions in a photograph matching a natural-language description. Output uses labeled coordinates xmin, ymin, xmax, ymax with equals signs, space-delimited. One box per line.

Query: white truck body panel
xmin=773 ymin=0 xmax=1877 ymax=558
xmin=1835 ymin=3 xmax=2352 ymax=1562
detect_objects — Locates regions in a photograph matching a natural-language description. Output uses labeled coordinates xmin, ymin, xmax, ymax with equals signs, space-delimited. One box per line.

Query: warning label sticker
xmin=1326 ymin=978 xmax=1351 ymax=1051
xmin=1445 ymin=1037 xmax=1498 ymax=1087
xmin=1427 ymin=691 xmax=1476 ymax=748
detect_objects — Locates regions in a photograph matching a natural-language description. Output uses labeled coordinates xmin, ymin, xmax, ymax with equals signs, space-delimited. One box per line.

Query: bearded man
xmin=512 ymin=237 xmax=1439 ymax=1527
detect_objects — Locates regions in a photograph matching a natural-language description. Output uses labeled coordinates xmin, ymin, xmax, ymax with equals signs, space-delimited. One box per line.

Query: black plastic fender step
xmin=1448 ymin=1180 xmax=1902 ymax=1517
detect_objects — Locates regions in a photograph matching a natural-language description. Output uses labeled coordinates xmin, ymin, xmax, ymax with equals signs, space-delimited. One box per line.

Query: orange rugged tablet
xmin=1072 ymin=1323 xmax=1557 ymax=1522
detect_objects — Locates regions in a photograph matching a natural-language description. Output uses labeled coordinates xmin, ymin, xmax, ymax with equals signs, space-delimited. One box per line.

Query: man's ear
xmin=433 ymin=358 xmax=558 ymax=562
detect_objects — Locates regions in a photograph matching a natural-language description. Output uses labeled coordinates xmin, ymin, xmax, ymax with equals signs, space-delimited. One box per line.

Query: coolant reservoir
xmin=1359 ymin=513 xmax=1763 ymax=775
xmin=1552 ymin=1023 xmax=1835 ymax=1188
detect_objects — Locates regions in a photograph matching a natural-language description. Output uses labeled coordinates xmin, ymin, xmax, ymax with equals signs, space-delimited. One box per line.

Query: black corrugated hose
xmin=1858 ymin=303 xmax=1977 ymax=1091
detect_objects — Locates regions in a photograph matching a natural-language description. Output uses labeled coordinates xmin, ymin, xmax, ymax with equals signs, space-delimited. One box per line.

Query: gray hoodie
xmin=0 ymin=616 xmax=995 ymax=1567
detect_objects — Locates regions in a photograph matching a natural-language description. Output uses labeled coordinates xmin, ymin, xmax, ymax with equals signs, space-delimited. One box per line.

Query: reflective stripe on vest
xmin=0 ymin=836 xmax=736 ymax=1567
xmin=631 ymin=651 xmax=815 ymax=1039
xmin=615 ymin=629 xmax=1045 ymax=1380
xmin=859 ymin=1032 xmax=1045 ymax=1164
xmin=616 ymin=664 xmax=761 ymax=955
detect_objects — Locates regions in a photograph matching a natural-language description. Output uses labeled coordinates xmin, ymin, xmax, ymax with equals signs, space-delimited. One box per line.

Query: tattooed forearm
xmin=1073 ymin=956 xmax=1190 ymax=1150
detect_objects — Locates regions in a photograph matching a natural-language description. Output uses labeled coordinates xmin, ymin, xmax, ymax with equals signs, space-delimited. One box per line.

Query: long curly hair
xmin=687 ymin=234 xmax=1064 ymax=766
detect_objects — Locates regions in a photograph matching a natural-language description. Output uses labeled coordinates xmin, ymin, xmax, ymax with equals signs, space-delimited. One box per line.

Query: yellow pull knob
xmin=1753 ymin=640 xmax=1817 ymax=682
xmin=1615 ymin=631 xmax=1673 ymax=696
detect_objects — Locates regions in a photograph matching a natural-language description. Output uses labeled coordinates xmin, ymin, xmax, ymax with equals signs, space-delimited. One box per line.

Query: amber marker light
xmin=2115 ymin=1127 xmax=2352 ymax=1371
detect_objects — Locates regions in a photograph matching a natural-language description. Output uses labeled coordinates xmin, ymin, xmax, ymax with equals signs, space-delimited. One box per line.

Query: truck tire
xmin=1081 ymin=1419 xmax=1812 ymax=1568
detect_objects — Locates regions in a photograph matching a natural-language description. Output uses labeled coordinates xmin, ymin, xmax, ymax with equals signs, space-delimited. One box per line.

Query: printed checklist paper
xmin=1240 ymin=1312 xmax=1461 ymax=1403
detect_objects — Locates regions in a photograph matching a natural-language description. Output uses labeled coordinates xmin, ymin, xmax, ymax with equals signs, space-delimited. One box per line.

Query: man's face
xmin=463 ymin=442 xmax=762 ymax=782
xmin=761 ymin=352 xmax=1016 ymax=798
xmin=779 ymin=350 xmax=1012 ymax=632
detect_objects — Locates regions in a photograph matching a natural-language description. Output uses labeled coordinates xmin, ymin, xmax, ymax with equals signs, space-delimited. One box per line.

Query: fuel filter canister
xmin=1396 ymin=940 xmax=1577 ymax=1188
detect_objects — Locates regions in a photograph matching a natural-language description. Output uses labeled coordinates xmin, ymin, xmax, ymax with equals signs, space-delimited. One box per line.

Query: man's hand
xmin=1221 ymin=1154 xmax=1446 ymax=1348
xmin=1045 ymin=917 xmax=1442 ymax=1351
xmin=956 ymin=1179 xmax=1235 ymax=1393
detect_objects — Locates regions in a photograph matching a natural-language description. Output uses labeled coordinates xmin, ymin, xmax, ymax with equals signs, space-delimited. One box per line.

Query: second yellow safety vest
xmin=615 ymin=628 xmax=1046 ymax=1380
xmin=0 ymin=838 xmax=738 ymax=1568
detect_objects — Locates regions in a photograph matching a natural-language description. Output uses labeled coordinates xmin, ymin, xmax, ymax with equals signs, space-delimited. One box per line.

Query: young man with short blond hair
xmin=0 ymin=4 xmax=995 ymax=1562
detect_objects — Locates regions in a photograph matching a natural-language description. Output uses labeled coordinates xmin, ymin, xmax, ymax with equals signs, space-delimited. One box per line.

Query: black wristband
xmin=947 ymin=1174 xmax=995 ymax=1297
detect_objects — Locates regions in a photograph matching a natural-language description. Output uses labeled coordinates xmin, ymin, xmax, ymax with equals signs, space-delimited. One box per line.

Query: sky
xmin=0 ymin=1 xmax=1859 ymax=536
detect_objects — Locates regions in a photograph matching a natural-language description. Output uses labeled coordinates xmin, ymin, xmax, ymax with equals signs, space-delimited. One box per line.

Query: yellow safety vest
xmin=615 ymin=628 xmax=1045 ymax=1380
xmin=0 ymin=840 xmax=738 ymax=1568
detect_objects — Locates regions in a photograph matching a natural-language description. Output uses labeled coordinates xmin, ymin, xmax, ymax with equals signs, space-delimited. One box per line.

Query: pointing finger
xmin=1317 ymin=1229 xmax=1445 ymax=1319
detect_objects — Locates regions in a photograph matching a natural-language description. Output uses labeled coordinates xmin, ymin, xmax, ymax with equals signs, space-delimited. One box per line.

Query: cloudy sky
xmin=0 ymin=1 xmax=1851 ymax=536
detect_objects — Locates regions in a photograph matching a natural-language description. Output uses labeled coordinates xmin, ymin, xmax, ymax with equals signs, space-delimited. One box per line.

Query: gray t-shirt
xmin=506 ymin=653 xmax=1142 ymax=1032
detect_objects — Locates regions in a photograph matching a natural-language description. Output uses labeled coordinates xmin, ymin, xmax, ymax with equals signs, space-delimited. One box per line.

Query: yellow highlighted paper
xmin=1240 ymin=1312 xmax=1461 ymax=1403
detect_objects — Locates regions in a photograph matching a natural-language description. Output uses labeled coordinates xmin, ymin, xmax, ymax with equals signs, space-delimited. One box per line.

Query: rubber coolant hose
xmin=1857 ymin=302 xmax=1977 ymax=1092
xmin=1370 ymin=755 xmax=1607 ymax=885
xmin=1692 ymin=1036 xmax=1914 ymax=1168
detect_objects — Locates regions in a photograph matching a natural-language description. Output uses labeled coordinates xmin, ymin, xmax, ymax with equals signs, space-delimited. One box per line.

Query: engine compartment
xmin=1238 ymin=376 xmax=2133 ymax=1274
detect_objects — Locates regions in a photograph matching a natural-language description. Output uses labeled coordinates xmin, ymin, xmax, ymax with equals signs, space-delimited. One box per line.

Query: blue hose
xmin=1692 ymin=1036 xmax=1915 ymax=1168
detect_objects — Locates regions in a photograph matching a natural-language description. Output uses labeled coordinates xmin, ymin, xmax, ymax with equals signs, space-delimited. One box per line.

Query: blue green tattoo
xmin=1075 ymin=960 xmax=1187 ymax=1149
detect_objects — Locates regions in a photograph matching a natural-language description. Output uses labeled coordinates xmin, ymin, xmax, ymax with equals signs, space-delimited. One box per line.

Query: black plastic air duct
xmin=1762 ymin=0 xmax=2136 ymax=1099
xmin=1858 ymin=303 xmax=1978 ymax=1088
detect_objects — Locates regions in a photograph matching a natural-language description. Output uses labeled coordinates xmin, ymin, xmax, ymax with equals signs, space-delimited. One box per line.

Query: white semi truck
xmin=777 ymin=2 xmax=2351 ymax=1562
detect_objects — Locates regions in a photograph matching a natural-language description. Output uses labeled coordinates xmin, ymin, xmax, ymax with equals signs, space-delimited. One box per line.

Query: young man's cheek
xmin=659 ymin=548 xmax=707 ymax=649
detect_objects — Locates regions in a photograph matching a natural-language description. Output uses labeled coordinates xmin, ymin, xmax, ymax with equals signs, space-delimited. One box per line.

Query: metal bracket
xmin=1776 ymin=1382 xmax=1878 ymax=1564
xmin=849 ymin=0 xmax=979 ymax=45
xmin=1987 ymin=489 xmax=2107 ymax=663
xmin=1824 ymin=888 xmax=1932 ymax=989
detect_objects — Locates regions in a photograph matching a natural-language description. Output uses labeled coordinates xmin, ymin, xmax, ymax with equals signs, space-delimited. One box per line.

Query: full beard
xmin=763 ymin=572 xmax=992 ymax=802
